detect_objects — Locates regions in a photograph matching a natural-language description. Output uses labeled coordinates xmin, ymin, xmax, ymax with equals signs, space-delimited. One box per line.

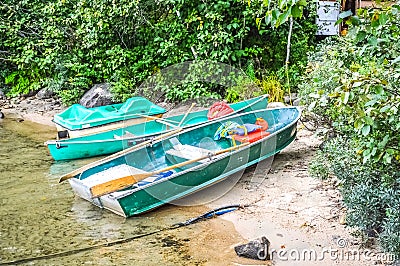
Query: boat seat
xmin=82 ymin=164 xmax=148 ymax=187
xmin=166 ymin=144 xmax=212 ymax=163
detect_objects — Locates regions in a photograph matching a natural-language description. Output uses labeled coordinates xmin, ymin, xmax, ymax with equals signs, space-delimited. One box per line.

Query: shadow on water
xmin=0 ymin=118 xmax=209 ymax=265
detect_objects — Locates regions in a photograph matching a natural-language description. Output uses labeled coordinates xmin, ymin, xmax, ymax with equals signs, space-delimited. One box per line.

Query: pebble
xmin=339 ymin=214 xmax=346 ymax=225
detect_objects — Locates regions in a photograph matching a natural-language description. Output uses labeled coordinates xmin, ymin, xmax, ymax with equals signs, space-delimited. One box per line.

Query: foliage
xmin=0 ymin=0 xmax=317 ymax=104
xmin=310 ymin=137 xmax=400 ymax=255
xmin=225 ymin=62 xmax=285 ymax=103
xmin=302 ymin=3 xmax=400 ymax=256
xmin=299 ymin=5 xmax=400 ymax=165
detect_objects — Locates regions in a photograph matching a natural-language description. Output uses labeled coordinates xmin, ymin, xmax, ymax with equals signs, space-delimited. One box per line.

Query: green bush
xmin=309 ymin=137 xmax=400 ymax=254
xmin=0 ymin=0 xmax=317 ymax=104
xmin=302 ymin=3 xmax=400 ymax=257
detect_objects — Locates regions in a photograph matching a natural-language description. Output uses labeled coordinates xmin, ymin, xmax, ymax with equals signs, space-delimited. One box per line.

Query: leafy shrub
xmin=309 ymin=137 xmax=400 ymax=254
xmin=302 ymin=4 xmax=400 ymax=257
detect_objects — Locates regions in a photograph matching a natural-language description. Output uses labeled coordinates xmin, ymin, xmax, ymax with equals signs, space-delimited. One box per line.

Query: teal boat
xmin=46 ymin=95 xmax=268 ymax=161
xmin=60 ymin=107 xmax=301 ymax=217
xmin=53 ymin=97 xmax=166 ymax=138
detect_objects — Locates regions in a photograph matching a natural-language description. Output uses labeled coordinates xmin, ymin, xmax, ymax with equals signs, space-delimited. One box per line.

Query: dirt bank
xmin=0 ymin=95 xmax=64 ymax=126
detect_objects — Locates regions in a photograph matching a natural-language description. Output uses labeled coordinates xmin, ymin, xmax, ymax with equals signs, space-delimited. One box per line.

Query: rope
xmin=1 ymin=204 xmax=245 ymax=265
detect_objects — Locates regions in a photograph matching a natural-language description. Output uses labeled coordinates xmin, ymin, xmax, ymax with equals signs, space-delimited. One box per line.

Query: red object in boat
xmin=255 ymin=117 xmax=268 ymax=131
xmin=233 ymin=131 xmax=270 ymax=143
xmin=207 ymin=102 xmax=234 ymax=120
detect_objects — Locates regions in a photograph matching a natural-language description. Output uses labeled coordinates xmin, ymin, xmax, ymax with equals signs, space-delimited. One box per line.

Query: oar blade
xmin=90 ymin=173 xmax=151 ymax=198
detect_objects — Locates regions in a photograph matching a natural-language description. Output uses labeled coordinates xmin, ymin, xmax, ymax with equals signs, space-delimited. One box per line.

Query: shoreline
xmin=1 ymin=99 xmax=382 ymax=265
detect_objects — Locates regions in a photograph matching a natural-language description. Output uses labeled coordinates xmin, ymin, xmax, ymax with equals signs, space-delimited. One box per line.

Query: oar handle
xmin=59 ymin=128 xmax=182 ymax=183
xmin=90 ymin=142 xmax=249 ymax=198
xmin=178 ymin=103 xmax=196 ymax=127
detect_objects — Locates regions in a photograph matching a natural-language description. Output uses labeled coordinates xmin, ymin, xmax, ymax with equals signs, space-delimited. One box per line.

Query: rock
xmin=234 ymin=236 xmax=271 ymax=261
xmin=0 ymin=111 xmax=4 ymax=119
xmin=11 ymin=98 xmax=20 ymax=105
xmin=0 ymin=90 xmax=5 ymax=99
xmin=267 ymin=102 xmax=286 ymax=108
xmin=339 ymin=214 xmax=346 ymax=225
xmin=36 ymin=88 xmax=55 ymax=99
xmin=79 ymin=83 xmax=115 ymax=108
xmin=293 ymin=98 xmax=301 ymax=106
xmin=284 ymin=93 xmax=299 ymax=104
xmin=21 ymin=90 xmax=38 ymax=97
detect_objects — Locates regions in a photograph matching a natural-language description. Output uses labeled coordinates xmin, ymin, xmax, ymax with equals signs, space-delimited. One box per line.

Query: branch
xmin=285 ymin=17 xmax=294 ymax=104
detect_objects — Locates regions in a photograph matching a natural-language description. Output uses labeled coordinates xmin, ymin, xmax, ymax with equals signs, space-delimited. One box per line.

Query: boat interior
xmin=77 ymin=107 xmax=299 ymax=195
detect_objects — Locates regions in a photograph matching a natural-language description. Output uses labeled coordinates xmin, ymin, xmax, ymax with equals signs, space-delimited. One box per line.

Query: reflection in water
xmin=0 ymin=118 xmax=206 ymax=265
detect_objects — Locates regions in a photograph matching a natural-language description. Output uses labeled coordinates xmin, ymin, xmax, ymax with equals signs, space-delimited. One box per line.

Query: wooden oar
xmin=90 ymin=143 xmax=249 ymax=198
xmin=132 ymin=113 xmax=180 ymax=125
xmin=58 ymin=128 xmax=182 ymax=183
xmin=178 ymin=103 xmax=195 ymax=127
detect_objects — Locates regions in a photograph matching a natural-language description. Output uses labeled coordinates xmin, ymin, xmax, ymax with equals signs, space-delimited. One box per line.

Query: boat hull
xmin=55 ymin=114 xmax=162 ymax=139
xmin=66 ymin=107 xmax=300 ymax=217
xmin=47 ymin=96 xmax=268 ymax=161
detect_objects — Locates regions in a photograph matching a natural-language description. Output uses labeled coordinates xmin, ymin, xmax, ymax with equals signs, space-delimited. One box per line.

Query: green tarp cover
xmin=53 ymin=97 xmax=166 ymax=130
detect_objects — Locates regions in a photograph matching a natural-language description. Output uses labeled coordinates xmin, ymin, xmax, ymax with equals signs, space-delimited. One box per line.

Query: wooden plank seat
xmin=82 ymin=164 xmax=148 ymax=187
xmin=166 ymin=144 xmax=213 ymax=163
xmin=82 ymin=164 xmax=174 ymax=194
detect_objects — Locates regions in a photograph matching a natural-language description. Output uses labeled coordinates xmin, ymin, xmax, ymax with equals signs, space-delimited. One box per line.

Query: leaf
xmin=364 ymin=116 xmax=374 ymax=125
xmin=297 ymin=0 xmax=307 ymax=6
xmin=335 ymin=18 xmax=343 ymax=26
xmin=338 ymin=10 xmax=353 ymax=19
xmin=256 ymin=18 xmax=262 ymax=29
xmin=342 ymin=91 xmax=350 ymax=104
xmin=368 ymin=36 xmax=378 ymax=46
xmin=356 ymin=31 xmax=367 ymax=42
xmin=374 ymin=85 xmax=384 ymax=95
xmin=380 ymin=105 xmax=391 ymax=113
xmin=272 ymin=9 xmax=281 ymax=20
xmin=352 ymin=81 xmax=363 ymax=87
xmin=361 ymin=125 xmax=371 ymax=136
xmin=379 ymin=13 xmax=388 ymax=25
xmin=291 ymin=5 xmax=302 ymax=18
xmin=354 ymin=118 xmax=364 ymax=129
xmin=391 ymin=56 xmax=400 ymax=65
xmin=277 ymin=9 xmax=291 ymax=27
xmin=349 ymin=16 xmax=361 ymax=26
xmin=265 ymin=14 xmax=272 ymax=25
xmin=308 ymin=101 xmax=316 ymax=111
xmin=378 ymin=135 xmax=389 ymax=148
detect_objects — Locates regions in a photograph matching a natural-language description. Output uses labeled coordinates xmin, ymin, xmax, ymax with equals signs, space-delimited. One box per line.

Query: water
xmin=0 ymin=117 xmax=214 ymax=265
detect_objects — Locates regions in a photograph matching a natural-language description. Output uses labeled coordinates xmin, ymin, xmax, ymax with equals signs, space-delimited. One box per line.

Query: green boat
xmin=46 ymin=95 xmax=268 ymax=161
xmin=53 ymin=97 xmax=167 ymax=138
xmin=61 ymin=106 xmax=301 ymax=217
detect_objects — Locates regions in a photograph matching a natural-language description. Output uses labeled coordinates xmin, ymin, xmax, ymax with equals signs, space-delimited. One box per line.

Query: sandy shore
xmin=0 ymin=101 xmax=384 ymax=265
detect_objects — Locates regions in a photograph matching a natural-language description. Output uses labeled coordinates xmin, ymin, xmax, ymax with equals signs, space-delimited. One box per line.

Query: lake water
xmin=0 ymin=117 xmax=215 ymax=265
